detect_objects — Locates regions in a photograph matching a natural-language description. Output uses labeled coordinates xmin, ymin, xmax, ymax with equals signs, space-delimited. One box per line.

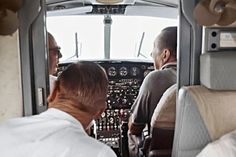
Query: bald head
xmin=156 ymin=26 xmax=177 ymax=57
xmin=151 ymin=26 xmax=177 ymax=69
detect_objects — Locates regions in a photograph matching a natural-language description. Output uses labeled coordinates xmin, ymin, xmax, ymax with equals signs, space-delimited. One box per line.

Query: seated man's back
xmin=0 ymin=61 xmax=116 ymax=157
xmin=131 ymin=65 xmax=177 ymax=127
xmin=0 ymin=108 xmax=115 ymax=157
xmin=128 ymin=26 xmax=177 ymax=157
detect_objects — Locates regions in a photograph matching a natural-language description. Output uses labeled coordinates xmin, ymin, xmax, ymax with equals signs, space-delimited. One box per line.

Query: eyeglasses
xmin=49 ymin=47 xmax=62 ymax=58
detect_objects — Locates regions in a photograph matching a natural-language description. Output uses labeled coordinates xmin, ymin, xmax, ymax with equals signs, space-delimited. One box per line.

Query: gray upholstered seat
xmin=141 ymin=84 xmax=177 ymax=157
xmin=172 ymin=51 xmax=236 ymax=157
xmin=151 ymin=84 xmax=177 ymax=130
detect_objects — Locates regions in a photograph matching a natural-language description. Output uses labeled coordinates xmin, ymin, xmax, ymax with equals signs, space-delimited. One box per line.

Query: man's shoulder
xmin=145 ymin=70 xmax=160 ymax=78
xmin=146 ymin=68 xmax=176 ymax=80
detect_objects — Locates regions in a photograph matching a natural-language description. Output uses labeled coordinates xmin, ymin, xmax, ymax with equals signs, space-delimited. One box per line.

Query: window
xmin=47 ymin=15 xmax=177 ymax=62
xmin=111 ymin=16 xmax=177 ymax=59
xmin=47 ymin=16 xmax=104 ymax=61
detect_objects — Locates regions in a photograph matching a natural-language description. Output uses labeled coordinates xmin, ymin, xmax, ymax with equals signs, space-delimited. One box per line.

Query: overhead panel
xmin=204 ymin=27 xmax=236 ymax=52
xmin=125 ymin=6 xmax=178 ymax=18
xmin=46 ymin=0 xmax=179 ymax=7
xmin=47 ymin=6 xmax=93 ymax=16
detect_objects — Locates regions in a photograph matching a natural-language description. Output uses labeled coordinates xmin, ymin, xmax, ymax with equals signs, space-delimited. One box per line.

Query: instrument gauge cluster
xmin=104 ymin=63 xmax=154 ymax=78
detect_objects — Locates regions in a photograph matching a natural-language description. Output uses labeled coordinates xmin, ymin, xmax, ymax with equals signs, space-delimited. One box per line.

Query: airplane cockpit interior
xmin=46 ymin=0 xmax=178 ymax=157
xmin=45 ymin=0 xmax=178 ymax=156
xmin=0 ymin=0 xmax=236 ymax=157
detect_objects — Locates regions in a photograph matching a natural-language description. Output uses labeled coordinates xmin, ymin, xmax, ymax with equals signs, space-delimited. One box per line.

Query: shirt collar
xmin=160 ymin=62 xmax=177 ymax=70
xmin=40 ymin=108 xmax=85 ymax=131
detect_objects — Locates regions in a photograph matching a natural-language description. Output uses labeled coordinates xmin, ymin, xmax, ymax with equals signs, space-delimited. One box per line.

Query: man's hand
xmin=128 ymin=115 xmax=145 ymax=136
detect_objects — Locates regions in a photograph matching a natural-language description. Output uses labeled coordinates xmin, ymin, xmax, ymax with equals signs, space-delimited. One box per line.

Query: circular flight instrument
xmin=107 ymin=67 xmax=117 ymax=76
xmin=130 ymin=66 xmax=140 ymax=76
xmin=119 ymin=67 xmax=128 ymax=76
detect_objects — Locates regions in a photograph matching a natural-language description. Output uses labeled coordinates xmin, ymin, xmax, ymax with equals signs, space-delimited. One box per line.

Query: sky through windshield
xmin=47 ymin=15 xmax=177 ymax=61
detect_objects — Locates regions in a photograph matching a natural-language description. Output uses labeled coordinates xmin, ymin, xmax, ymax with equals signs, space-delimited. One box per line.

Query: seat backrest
xmin=144 ymin=84 xmax=177 ymax=157
xmin=172 ymin=51 xmax=236 ymax=157
xmin=151 ymin=84 xmax=177 ymax=129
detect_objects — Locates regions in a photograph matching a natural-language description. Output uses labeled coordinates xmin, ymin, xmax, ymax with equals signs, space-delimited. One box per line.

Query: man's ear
xmin=94 ymin=107 xmax=106 ymax=119
xmin=47 ymin=80 xmax=60 ymax=103
xmin=162 ymin=49 xmax=171 ymax=63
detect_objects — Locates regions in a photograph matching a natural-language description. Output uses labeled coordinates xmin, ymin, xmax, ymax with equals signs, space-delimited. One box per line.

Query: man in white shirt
xmin=48 ymin=32 xmax=62 ymax=76
xmin=0 ymin=61 xmax=117 ymax=157
xmin=48 ymin=32 xmax=62 ymax=92
xmin=197 ymin=130 xmax=236 ymax=157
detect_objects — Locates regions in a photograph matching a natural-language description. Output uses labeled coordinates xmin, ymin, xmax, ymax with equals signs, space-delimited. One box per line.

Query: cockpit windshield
xmin=47 ymin=15 xmax=177 ymax=62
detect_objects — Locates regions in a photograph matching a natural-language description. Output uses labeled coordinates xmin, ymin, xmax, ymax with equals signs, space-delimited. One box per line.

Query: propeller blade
xmin=194 ymin=0 xmax=221 ymax=26
xmin=217 ymin=6 xmax=236 ymax=25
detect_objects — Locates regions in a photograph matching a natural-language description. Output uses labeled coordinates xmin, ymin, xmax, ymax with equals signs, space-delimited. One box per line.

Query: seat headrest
xmin=200 ymin=51 xmax=236 ymax=90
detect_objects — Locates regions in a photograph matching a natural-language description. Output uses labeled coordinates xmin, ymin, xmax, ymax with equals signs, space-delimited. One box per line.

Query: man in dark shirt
xmin=128 ymin=26 xmax=177 ymax=157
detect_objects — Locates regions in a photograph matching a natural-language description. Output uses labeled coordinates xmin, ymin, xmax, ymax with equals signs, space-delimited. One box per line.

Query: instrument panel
xmin=58 ymin=60 xmax=154 ymax=157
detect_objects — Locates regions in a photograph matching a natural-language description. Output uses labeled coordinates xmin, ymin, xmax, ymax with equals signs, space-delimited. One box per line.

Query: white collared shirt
xmin=0 ymin=108 xmax=117 ymax=157
xmin=197 ymin=130 xmax=236 ymax=157
xmin=49 ymin=74 xmax=57 ymax=93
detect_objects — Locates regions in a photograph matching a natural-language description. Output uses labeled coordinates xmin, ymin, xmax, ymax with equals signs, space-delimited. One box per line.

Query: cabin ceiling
xmin=46 ymin=0 xmax=179 ymax=17
xmin=46 ymin=0 xmax=178 ymax=8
